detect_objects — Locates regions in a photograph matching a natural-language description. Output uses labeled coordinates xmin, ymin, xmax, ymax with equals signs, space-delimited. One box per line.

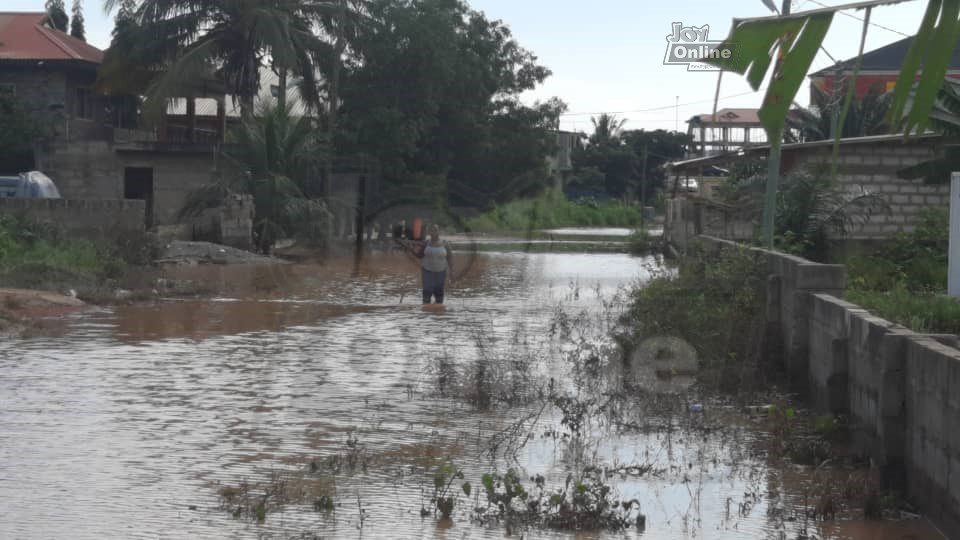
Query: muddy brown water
xmin=0 ymin=245 xmax=945 ymax=539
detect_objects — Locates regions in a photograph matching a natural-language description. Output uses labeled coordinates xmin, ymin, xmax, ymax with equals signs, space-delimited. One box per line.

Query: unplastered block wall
xmin=0 ymin=198 xmax=145 ymax=239
xmin=695 ymin=235 xmax=960 ymax=537
xmin=904 ymin=336 xmax=960 ymax=535
xmin=788 ymin=139 xmax=949 ymax=238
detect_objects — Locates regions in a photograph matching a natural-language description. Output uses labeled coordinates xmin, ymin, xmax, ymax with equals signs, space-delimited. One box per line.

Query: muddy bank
xmin=0 ymin=288 xmax=87 ymax=337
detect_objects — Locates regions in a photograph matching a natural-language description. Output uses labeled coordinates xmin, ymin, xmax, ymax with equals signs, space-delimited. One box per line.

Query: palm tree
xmin=180 ymin=101 xmax=331 ymax=252
xmin=788 ymin=84 xmax=892 ymax=142
xmin=101 ymin=0 xmax=332 ymax=119
xmin=589 ymin=114 xmax=627 ymax=146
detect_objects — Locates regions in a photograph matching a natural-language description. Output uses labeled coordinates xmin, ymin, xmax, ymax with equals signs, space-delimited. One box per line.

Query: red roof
xmin=0 ymin=12 xmax=104 ymax=64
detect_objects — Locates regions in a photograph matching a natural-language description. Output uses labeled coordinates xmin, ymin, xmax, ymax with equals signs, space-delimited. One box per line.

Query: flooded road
xmin=0 ymin=243 xmax=944 ymax=539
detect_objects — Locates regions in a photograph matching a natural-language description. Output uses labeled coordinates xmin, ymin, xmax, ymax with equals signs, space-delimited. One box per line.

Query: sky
xmin=8 ymin=0 xmax=930 ymax=133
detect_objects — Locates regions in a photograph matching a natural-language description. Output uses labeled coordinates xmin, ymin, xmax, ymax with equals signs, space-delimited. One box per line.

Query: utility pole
xmin=950 ymin=173 xmax=960 ymax=297
xmin=640 ymin=142 xmax=649 ymax=229
xmin=675 ymin=96 xmax=679 ymax=133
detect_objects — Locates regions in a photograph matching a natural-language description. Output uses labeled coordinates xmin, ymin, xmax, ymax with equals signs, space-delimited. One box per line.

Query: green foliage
xmin=180 ymin=101 xmax=330 ymax=251
xmin=0 ymin=214 xmax=152 ymax=287
xmin=476 ymin=470 xmax=643 ymax=532
xmin=101 ymin=0 xmax=330 ymax=117
xmin=339 ymin=0 xmax=559 ymax=206
xmin=463 ymin=189 xmax=643 ymax=232
xmin=723 ymin=166 xmax=889 ymax=260
xmin=847 ymin=207 xmax=948 ymax=292
xmin=70 ymin=0 xmax=85 ymax=41
xmin=790 ymin=84 xmax=892 ymax=142
xmin=429 ymin=461 xmax=465 ymax=519
xmin=843 ymin=207 xmax=956 ymax=332
xmin=569 ymin=124 xmax=689 ymax=200
xmin=848 ymin=285 xmax=960 ymax=333
xmin=45 ymin=0 xmax=69 ymax=32
xmin=0 ymin=93 xmax=48 ymax=167
xmin=627 ymin=229 xmax=654 ymax=255
xmin=618 ymin=242 xmax=767 ymax=391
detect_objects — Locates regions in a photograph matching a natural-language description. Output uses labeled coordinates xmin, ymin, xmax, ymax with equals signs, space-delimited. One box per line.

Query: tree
xmin=0 ymin=94 xmax=49 ymax=172
xmin=337 ymin=0 xmax=558 ymax=208
xmin=45 ymin=0 xmax=69 ymax=32
xmin=70 ymin=0 xmax=85 ymax=41
xmin=622 ymin=129 xmax=692 ymax=201
xmin=589 ymin=114 xmax=627 ymax=146
xmin=788 ymin=83 xmax=891 ymax=142
xmin=101 ymin=0 xmax=331 ymax=119
xmin=180 ymin=101 xmax=331 ymax=251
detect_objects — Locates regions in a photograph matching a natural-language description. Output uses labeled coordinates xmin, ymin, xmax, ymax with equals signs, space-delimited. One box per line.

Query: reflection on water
xmin=0 ymin=250 xmax=943 ymax=539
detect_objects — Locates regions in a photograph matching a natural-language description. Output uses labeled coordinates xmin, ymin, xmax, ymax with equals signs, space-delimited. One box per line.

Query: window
xmin=75 ymin=87 xmax=93 ymax=119
xmin=270 ymin=85 xmax=280 ymax=98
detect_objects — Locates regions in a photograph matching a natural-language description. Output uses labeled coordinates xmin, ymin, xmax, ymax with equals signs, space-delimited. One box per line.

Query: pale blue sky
xmin=8 ymin=0 xmax=929 ymax=132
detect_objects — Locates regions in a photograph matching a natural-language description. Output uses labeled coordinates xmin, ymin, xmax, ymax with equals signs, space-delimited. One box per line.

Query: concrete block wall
xmin=37 ymin=141 xmax=220 ymax=227
xmin=666 ymin=138 xmax=950 ymax=244
xmin=788 ymin=141 xmax=949 ymax=238
xmin=0 ymin=198 xmax=145 ymax=239
xmin=693 ymin=234 xmax=960 ymax=537
xmin=904 ymin=336 xmax=960 ymax=535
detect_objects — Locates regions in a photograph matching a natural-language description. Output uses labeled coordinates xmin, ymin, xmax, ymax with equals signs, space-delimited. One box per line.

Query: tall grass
xmin=843 ymin=207 xmax=958 ymax=332
xmin=465 ymin=190 xmax=643 ymax=232
xmin=0 ymin=214 xmax=149 ymax=288
xmin=847 ymin=286 xmax=960 ymax=334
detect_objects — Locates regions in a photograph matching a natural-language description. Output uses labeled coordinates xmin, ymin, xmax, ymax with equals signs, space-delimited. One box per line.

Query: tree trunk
xmin=277 ymin=66 xmax=288 ymax=111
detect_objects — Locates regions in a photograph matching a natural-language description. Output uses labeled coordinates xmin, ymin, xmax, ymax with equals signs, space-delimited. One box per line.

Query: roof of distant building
xmin=0 ymin=12 xmax=104 ymax=64
xmin=810 ymin=36 xmax=960 ymax=77
xmin=688 ymin=108 xmax=762 ymax=126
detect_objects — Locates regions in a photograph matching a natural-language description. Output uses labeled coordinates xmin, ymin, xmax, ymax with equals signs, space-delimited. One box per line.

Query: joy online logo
xmin=664 ymin=22 xmax=737 ymax=71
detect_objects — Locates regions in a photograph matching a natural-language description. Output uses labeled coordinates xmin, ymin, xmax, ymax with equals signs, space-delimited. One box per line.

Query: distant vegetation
xmin=464 ymin=190 xmax=643 ymax=232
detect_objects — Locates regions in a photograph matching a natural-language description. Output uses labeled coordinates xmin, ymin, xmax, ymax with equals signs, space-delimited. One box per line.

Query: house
xmin=0 ymin=11 xmax=238 ymax=235
xmin=809 ymin=36 xmax=960 ymax=103
xmin=0 ymin=11 xmax=108 ymax=170
xmin=686 ymin=108 xmax=769 ymax=158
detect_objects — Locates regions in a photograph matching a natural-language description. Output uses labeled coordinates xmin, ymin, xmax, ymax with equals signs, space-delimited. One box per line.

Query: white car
xmin=680 ymin=178 xmax=698 ymax=192
xmin=0 ymin=171 xmax=61 ymax=198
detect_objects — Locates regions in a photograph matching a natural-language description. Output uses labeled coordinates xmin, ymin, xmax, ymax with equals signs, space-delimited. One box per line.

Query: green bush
xmin=848 ymin=207 xmax=948 ymax=292
xmin=619 ymin=241 xmax=767 ymax=391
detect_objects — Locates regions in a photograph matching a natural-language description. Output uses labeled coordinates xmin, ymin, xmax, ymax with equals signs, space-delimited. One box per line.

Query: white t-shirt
xmin=422 ymin=241 xmax=448 ymax=272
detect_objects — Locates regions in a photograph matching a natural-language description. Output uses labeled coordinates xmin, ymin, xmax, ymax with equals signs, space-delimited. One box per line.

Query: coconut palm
xmin=180 ymin=101 xmax=331 ymax=252
xmin=589 ymin=114 xmax=627 ymax=146
xmin=101 ymin=0 xmax=334 ymax=118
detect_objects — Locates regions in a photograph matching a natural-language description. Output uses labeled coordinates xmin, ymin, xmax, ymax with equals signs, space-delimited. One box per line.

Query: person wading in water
xmin=418 ymin=224 xmax=453 ymax=304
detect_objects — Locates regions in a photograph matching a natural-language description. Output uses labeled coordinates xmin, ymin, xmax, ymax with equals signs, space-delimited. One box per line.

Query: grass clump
xmin=843 ymin=207 xmax=960 ymax=332
xmin=847 ymin=286 xmax=960 ymax=333
xmin=465 ymin=189 xmax=643 ymax=232
xmin=618 ymin=241 xmax=768 ymax=392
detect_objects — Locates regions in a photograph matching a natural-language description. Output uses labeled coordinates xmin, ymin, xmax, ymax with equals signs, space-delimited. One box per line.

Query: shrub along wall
xmin=694 ymin=235 xmax=960 ymax=538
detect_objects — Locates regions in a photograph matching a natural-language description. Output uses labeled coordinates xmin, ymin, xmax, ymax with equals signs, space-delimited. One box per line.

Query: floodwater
xmin=0 ymin=237 xmax=945 ymax=539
